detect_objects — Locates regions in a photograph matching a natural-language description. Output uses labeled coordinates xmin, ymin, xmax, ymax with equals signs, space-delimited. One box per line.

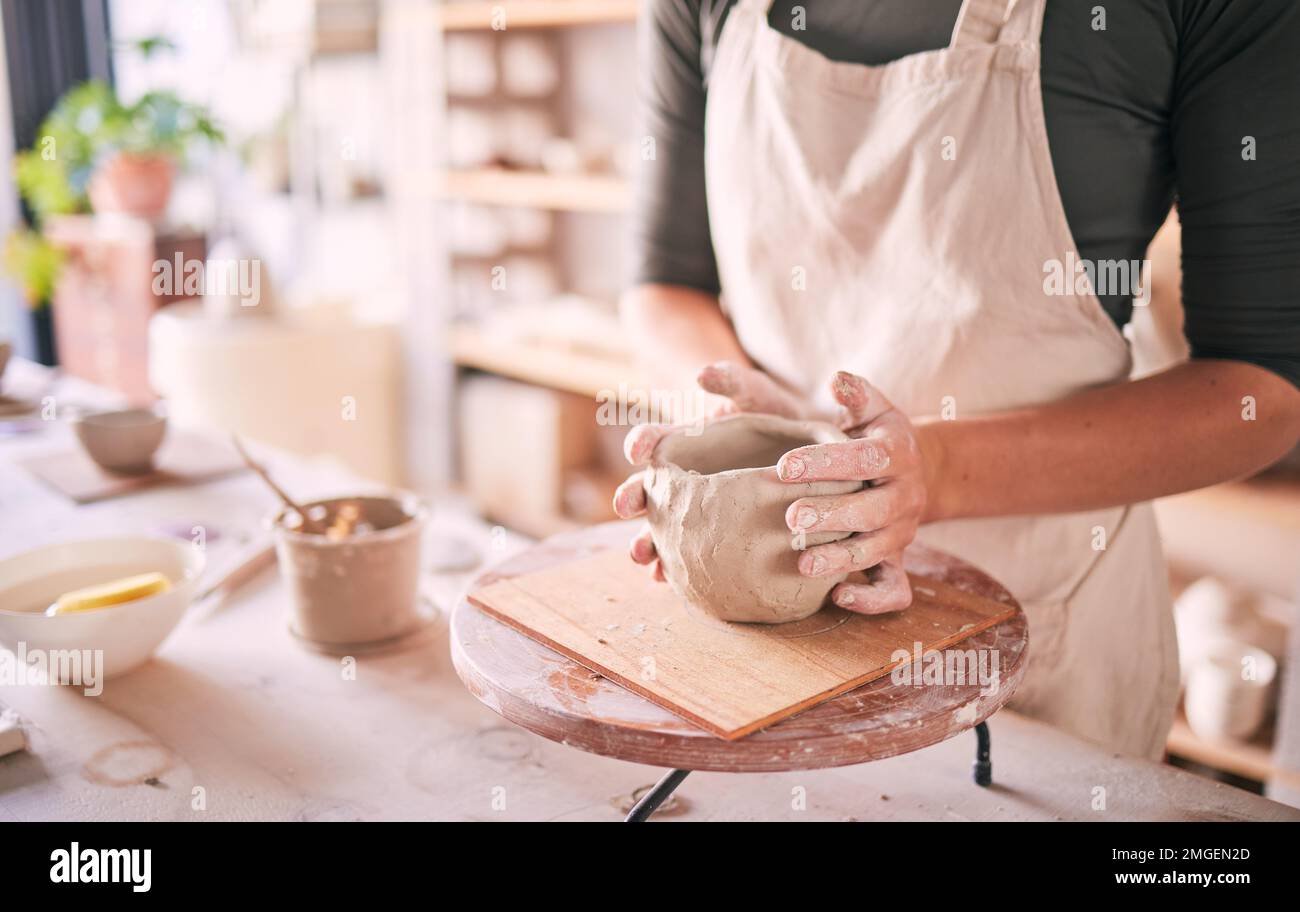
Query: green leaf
xmin=2 ymin=229 xmax=65 ymax=308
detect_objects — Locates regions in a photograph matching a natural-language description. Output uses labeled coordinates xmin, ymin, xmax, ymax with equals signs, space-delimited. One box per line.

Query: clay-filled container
xmin=271 ymin=494 xmax=427 ymax=652
xmin=645 ymin=414 xmax=861 ymax=624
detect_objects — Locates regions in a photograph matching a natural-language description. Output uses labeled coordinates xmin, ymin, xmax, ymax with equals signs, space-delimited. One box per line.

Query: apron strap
xmin=998 ymin=0 xmax=1048 ymax=45
xmin=950 ymin=0 xmax=1020 ymax=47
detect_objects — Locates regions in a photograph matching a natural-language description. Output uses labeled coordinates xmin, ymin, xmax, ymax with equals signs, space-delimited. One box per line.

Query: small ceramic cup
xmin=1184 ymin=640 xmax=1278 ymax=741
xmin=271 ymin=493 xmax=428 ymax=653
xmin=644 ymin=413 xmax=861 ymax=624
xmin=74 ymin=408 xmax=167 ymax=474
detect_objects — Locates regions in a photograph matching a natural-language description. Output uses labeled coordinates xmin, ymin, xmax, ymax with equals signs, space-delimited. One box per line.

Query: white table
xmin=1 ymin=361 xmax=1297 ymax=822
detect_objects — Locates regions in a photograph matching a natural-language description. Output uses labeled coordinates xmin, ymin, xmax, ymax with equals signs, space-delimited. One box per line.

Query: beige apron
xmin=704 ymin=0 xmax=1180 ymax=758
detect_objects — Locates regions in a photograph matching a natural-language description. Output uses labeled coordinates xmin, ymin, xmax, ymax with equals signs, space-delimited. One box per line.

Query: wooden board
xmin=20 ymin=431 xmax=246 ymax=503
xmin=468 ymin=549 xmax=1018 ymax=740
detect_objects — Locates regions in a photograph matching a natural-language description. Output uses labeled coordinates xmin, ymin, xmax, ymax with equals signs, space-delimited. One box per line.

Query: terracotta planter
xmin=645 ymin=413 xmax=862 ymax=624
xmin=88 ymin=152 xmax=176 ymax=221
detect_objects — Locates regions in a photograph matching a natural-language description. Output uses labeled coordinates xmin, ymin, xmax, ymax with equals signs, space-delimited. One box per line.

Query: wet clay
xmin=645 ymin=414 xmax=861 ymax=623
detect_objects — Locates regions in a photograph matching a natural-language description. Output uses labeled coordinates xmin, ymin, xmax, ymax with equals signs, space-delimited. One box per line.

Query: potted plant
xmin=14 ymin=80 xmax=222 ymax=223
xmin=3 ymin=38 xmax=221 ymax=362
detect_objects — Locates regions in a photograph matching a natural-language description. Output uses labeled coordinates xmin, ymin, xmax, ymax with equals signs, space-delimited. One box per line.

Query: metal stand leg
xmin=973 ymin=721 xmax=992 ymax=787
xmin=625 ymin=769 xmax=691 ymax=822
xmin=622 ymin=729 xmax=989 ymax=819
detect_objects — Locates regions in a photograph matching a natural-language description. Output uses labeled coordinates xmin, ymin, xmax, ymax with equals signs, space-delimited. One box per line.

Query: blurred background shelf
xmin=385 ymin=0 xmax=642 ymax=535
xmin=1167 ymin=711 xmax=1278 ymax=785
xmin=436 ymin=168 xmax=631 ymax=213
xmin=1156 ymin=475 xmax=1300 ymax=601
xmin=446 ymin=322 xmax=638 ymax=400
xmin=1155 ymin=471 xmax=1300 ymax=802
xmin=437 ymin=0 xmax=641 ymax=31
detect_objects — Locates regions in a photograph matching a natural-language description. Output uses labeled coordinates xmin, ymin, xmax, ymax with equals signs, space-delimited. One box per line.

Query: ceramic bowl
xmin=74 ymin=408 xmax=167 ymax=474
xmin=0 ymin=537 xmax=204 ymax=681
xmin=645 ymin=413 xmax=861 ymax=624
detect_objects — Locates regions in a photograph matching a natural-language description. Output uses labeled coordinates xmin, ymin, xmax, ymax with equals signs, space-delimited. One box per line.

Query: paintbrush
xmin=230 ymin=434 xmax=325 ymax=534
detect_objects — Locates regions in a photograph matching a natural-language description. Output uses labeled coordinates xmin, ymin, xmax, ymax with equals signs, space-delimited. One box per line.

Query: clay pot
xmin=74 ymin=408 xmax=167 ymax=474
xmin=271 ymin=494 xmax=428 ymax=653
xmin=645 ymin=413 xmax=861 ymax=624
xmin=88 ymin=152 xmax=176 ymax=221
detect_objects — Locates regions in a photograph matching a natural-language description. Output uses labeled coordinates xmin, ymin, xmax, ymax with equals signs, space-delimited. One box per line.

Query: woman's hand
xmin=778 ymin=371 xmax=928 ymax=614
xmin=692 ymin=360 xmax=809 ymax=419
xmin=612 ymin=360 xmax=809 ymax=580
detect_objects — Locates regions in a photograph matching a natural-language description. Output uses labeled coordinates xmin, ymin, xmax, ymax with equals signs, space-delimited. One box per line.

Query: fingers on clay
xmin=831 ymin=557 xmax=913 ymax=614
xmin=623 ymin=424 xmax=674 ymax=466
xmin=777 ymin=437 xmax=893 ymax=483
xmin=612 ymin=473 xmax=648 ymax=518
xmin=830 ymin=371 xmax=894 ymax=430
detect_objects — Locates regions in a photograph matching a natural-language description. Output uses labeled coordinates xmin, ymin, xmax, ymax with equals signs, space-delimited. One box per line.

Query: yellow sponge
xmin=54 ymin=572 xmax=172 ymax=614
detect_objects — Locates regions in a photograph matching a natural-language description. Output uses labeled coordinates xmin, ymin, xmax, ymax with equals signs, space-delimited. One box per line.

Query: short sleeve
xmin=1172 ymin=0 xmax=1300 ymax=389
xmin=630 ymin=0 xmax=723 ymax=295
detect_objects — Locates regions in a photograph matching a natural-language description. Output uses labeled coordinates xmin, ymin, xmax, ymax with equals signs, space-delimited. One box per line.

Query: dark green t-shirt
xmin=632 ymin=0 xmax=1300 ymax=389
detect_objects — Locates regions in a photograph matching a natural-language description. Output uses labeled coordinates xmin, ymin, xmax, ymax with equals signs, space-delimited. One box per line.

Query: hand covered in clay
xmin=778 ymin=371 xmax=924 ymax=615
xmin=612 ymin=360 xmax=809 ymax=581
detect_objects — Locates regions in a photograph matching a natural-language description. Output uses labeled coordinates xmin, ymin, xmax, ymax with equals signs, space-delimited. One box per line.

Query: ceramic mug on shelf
xmin=1183 ymin=640 xmax=1278 ymax=742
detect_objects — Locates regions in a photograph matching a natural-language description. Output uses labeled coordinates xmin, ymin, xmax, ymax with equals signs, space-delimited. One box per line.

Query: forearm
xmin=620 ymin=283 xmax=751 ymax=394
xmin=918 ymin=359 xmax=1300 ymax=522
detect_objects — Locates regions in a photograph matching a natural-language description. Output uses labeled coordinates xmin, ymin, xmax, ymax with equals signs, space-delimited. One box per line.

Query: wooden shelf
xmin=435 ymin=168 xmax=631 ymax=213
xmin=1167 ymin=711 xmax=1277 ymax=784
xmin=447 ymin=323 xmax=640 ymax=400
xmin=437 ymin=1 xmax=640 ymax=31
xmin=1155 ymin=476 xmax=1300 ymax=600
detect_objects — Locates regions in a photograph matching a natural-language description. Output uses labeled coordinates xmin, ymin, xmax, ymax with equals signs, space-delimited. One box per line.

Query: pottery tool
xmin=194 ymin=542 xmax=278 ymax=606
xmin=20 ymin=431 xmax=245 ymax=503
xmin=230 ymin=435 xmax=325 ymax=534
xmin=469 ymin=545 xmax=1018 ymax=740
